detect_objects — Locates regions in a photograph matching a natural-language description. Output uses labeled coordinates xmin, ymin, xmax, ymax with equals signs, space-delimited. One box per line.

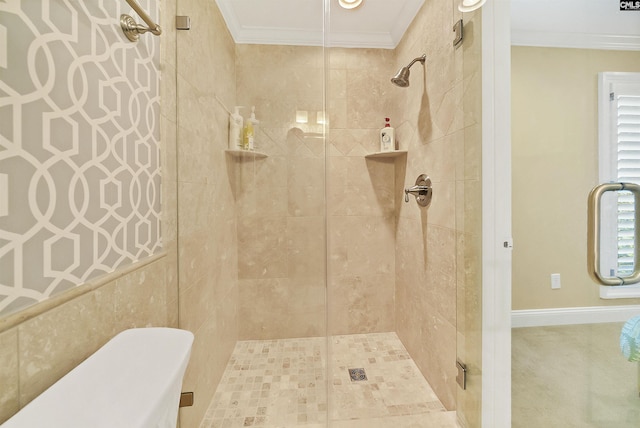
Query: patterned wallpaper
xmin=0 ymin=1 xmax=162 ymax=316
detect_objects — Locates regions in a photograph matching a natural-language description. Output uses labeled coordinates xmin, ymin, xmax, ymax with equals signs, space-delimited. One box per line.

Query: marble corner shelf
xmin=364 ymin=150 xmax=407 ymax=159
xmin=225 ymin=149 xmax=268 ymax=159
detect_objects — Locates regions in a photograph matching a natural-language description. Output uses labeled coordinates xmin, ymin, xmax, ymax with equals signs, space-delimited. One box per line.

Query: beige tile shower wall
xmin=235 ymin=45 xmax=327 ymax=340
xmin=393 ymin=0 xmax=482 ymax=418
xmin=176 ymin=1 xmax=239 ymax=427
xmin=328 ymin=48 xmax=399 ymax=335
xmin=233 ymin=44 xmax=399 ymax=339
xmin=0 ymin=0 xmax=179 ymax=423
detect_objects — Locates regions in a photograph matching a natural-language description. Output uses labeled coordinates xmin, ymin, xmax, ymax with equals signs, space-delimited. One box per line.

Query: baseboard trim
xmin=512 ymin=305 xmax=640 ymax=328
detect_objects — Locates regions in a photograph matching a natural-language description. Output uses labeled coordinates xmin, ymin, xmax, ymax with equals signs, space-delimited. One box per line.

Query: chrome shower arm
xmin=406 ymin=54 xmax=426 ymax=70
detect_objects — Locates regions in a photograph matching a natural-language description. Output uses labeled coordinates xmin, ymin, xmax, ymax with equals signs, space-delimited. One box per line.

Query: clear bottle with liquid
xmin=243 ymin=106 xmax=259 ymax=151
xmin=229 ymin=106 xmax=244 ymax=150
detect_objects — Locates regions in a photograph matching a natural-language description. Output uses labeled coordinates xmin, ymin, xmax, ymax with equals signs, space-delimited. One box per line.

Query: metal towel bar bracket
xmin=121 ymin=0 xmax=162 ymax=42
xmin=587 ymin=182 xmax=640 ymax=286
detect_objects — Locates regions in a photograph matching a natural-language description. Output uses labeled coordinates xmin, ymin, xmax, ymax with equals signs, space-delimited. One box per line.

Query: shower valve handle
xmin=404 ymin=185 xmax=430 ymax=202
xmin=404 ymin=174 xmax=432 ymax=207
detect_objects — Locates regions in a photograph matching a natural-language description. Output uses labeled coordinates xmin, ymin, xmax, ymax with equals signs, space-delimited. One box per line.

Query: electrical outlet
xmin=551 ymin=273 xmax=561 ymax=289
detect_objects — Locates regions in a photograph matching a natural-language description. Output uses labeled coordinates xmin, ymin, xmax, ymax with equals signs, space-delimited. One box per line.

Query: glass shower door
xmin=175 ymin=1 xmax=329 ymax=427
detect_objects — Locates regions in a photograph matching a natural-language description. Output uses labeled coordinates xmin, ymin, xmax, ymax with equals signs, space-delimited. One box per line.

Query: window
xmin=598 ymin=72 xmax=640 ymax=281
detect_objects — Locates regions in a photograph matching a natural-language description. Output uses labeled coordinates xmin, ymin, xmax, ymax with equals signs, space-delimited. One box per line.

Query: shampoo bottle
xmin=245 ymin=106 xmax=259 ymax=151
xmin=380 ymin=118 xmax=395 ymax=152
xmin=242 ymin=118 xmax=254 ymax=151
xmin=229 ymin=107 xmax=244 ymax=150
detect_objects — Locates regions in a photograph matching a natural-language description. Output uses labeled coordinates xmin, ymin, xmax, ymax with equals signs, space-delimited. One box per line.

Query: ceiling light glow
xmin=458 ymin=0 xmax=487 ymax=12
xmin=339 ymin=0 xmax=363 ymax=10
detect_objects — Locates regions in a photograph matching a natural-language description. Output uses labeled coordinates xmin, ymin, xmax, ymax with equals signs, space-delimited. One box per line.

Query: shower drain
xmin=348 ymin=368 xmax=367 ymax=382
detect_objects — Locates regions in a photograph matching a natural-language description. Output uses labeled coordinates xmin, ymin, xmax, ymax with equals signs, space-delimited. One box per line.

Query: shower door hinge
xmin=453 ymin=19 xmax=464 ymax=47
xmin=179 ymin=392 xmax=194 ymax=407
xmin=456 ymin=360 xmax=467 ymax=390
xmin=176 ymin=16 xmax=191 ymax=30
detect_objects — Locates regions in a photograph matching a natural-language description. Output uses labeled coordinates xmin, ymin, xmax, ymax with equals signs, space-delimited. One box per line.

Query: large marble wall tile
xmin=0 ymin=328 xmax=19 ymax=424
xmin=211 ymin=4 xmax=237 ymax=109
xmin=425 ymin=179 xmax=456 ymax=230
xmin=330 ymin=216 xmax=395 ymax=278
xmin=234 ymin=44 xmax=327 ymax=341
xmin=180 ymin=311 xmax=224 ymax=428
xmin=411 ymin=313 xmax=457 ymax=410
xmin=423 ymin=226 xmax=458 ymax=327
xmin=236 ymin=45 xmax=324 ymax=70
xmin=177 ymin=1 xmax=239 ymax=426
xmin=179 ymin=277 xmax=214 ymax=334
xmin=17 ymin=285 xmax=116 ymax=405
xmin=161 ymin=117 xmax=179 ymax=245
xmin=238 ymin=278 xmax=326 ymax=340
xmin=328 ymin=273 xmax=395 ymax=335
xmin=328 ymin=97 xmax=348 ymax=130
xmin=346 ymin=68 xmax=397 ymax=131
xmin=165 ymin=253 xmax=180 ymax=329
xmin=393 ymin=0 xmax=480 ymax=416
xmin=238 ymin=178 xmax=288 ymax=218
xmin=113 ymin=260 xmax=168 ymax=330
xmin=328 ymin=156 xmax=395 ymax=217
xmin=287 ymin=216 xmax=326 ymax=279
xmin=329 ymin=69 xmax=347 ymax=100
xmin=287 ymin=157 xmax=325 ymax=217
xmin=328 ymin=128 xmax=379 ymax=157
xmin=237 ymin=216 xmax=287 ymax=279
xmin=177 ymin=125 xmax=216 ymax=185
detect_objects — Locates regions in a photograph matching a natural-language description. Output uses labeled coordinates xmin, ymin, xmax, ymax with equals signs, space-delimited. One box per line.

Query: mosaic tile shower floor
xmin=200 ymin=332 xmax=457 ymax=428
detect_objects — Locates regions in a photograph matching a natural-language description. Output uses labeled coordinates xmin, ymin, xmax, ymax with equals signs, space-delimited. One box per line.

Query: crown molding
xmin=512 ymin=30 xmax=640 ymax=51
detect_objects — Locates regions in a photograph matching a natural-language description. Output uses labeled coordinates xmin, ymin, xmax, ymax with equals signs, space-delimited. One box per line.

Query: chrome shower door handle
xmin=587 ymin=182 xmax=640 ymax=286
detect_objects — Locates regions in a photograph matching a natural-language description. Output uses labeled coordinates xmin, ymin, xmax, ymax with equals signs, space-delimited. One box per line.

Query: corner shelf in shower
xmin=225 ymin=149 xmax=268 ymax=159
xmin=364 ymin=150 xmax=407 ymax=159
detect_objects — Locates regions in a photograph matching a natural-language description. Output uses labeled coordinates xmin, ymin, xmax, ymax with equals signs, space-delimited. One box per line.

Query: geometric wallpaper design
xmin=0 ymin=0 xmax=161 ymax=317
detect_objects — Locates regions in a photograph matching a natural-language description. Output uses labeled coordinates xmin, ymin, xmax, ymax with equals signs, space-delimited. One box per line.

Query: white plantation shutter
xmin=599 ymin=73 xmax=640 ymax=280
xmin=616 ymin=92 xmax=640 ymax=275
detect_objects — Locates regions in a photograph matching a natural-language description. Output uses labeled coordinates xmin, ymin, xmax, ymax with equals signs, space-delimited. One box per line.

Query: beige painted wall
xmin=512 ymin=46 xmax=640 ymax=311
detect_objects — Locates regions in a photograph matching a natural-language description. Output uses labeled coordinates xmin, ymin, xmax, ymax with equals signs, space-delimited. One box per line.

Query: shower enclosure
xmin=175 ymin=1 xmax=483 ymax=426
xmin=0 ymin=0 xmax=482 ymax=427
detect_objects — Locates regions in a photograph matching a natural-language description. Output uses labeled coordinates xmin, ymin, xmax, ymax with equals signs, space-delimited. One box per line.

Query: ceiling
xmin=215 ymin=0 xmax=640 ymax=51
xmin=214 ymin=0 xmax=426 ymax=49
xmin=511 ymin=0 xmax=640 ymax=50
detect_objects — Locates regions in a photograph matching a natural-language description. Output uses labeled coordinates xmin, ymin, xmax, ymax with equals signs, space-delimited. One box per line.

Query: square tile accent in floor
xmin=200 ymin=332 xmax=456 ymax=428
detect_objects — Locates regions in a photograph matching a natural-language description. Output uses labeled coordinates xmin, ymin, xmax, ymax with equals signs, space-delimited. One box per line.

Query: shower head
xmin=391 ymin=67 xmax=411 ymax=87
xmin=391 ymin=54 xmax=426 ymax=88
